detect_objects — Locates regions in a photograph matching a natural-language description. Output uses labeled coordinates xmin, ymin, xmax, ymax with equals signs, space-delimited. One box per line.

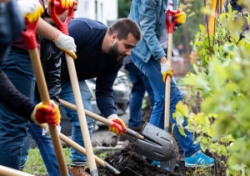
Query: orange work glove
xmin=31 ymin=100 xmax=61 ymax=127
xmin=108 ymin=114 xmax=127 ymax=135
xmin=174 ymin=9 xmax=186 ymax=25
xmin=48 ymin=0 xmax=76 ymax=15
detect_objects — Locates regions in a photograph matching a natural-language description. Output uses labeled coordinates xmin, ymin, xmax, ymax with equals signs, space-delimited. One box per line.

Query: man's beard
xmin=108 ymin=43 xmax=123 ymax=64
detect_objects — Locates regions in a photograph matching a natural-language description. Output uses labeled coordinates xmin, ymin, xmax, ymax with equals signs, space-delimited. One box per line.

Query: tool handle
xmin=166 ymin=9 xmax=181 ymax=34
xmin=50 ymin=1 xmax=98 ymax=174
xmin=59 ymin=133 xmax=121 ymax=175
xmin=22 ymin=18 xmax=69 ymax=176
xmin=59 ymin=98 xmax=144 ymax=140
xmin=0 ymin=165 xmax=35 ymax=176
xmin=164 ymin=10 xmax=177 ymax=128
xmin=65 ymin=55 xmax=98 ymax=175
xmin=49 ymin=0 xmax=76 ymax=35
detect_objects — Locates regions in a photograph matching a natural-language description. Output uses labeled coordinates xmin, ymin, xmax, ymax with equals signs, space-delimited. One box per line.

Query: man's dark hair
xmin=108 ymin=18 xmax=141 ymax=41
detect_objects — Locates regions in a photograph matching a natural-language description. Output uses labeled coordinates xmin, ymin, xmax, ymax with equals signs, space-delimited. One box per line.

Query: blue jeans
xmin=0 ymin=48 xmax=35 ymax=169
xmin=20 ymin=80 xmax=94 ymax=173
xmin=21 ymin=124 xmax=62 ymax=176
xmin=125 ymin=62 xmax=154 ymax=127
xmin=130 ymin=52 xmax=200 ymax=157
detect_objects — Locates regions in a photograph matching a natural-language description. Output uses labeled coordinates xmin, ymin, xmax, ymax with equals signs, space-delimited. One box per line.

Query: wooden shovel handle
xmin=59 ymin=98 xmax=144 ymax=140
xmin=59 ymin=133 xmax=120 ymax=175
xmin=0 ymin=165 xmax=35 ymax=176
xmin=65 ymin=54 xmax=98 ymax=175
xmin=28 ymin=49 xmax=69 ymax=176
xmin=164 ymin=33 xmax=173 ymax=128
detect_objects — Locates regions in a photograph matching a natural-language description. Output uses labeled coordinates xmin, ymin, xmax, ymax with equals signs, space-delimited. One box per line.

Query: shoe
xmin=70 ymin=166 xmax=90 ymax=176
xmin=185 ymin=150 xmax=214 ymax=168
xmin=151 ymin=160 xmax=161 ymax=166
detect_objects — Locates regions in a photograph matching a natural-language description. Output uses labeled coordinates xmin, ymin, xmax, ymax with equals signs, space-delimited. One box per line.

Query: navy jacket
xmin=61 ymin=18 xmax=122 ymax=117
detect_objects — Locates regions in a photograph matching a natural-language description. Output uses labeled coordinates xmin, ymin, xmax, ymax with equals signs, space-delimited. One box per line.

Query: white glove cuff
xmin=160 ymin=62 xmax=170 ymax=74
xmin=107 ymin=114 xmax=118 ymax=121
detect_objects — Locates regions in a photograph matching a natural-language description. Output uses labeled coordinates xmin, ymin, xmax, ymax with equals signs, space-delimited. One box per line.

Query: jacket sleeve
xmin=95 ymin=71 xmax=118 ymax=117
xmin=40 ymin=38 xmax=62 ymax=103
xmin=138 ymin=0 xmax=166 ymax=60
xmin=0 ymin=69 xmax=34 ymax=120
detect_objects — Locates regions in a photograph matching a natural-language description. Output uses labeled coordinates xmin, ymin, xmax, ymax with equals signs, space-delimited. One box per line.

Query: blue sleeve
xmin=138 ymin=0 xmax=165 ymax=60
xmin=95 ymin=72 xmax=118 ymax=117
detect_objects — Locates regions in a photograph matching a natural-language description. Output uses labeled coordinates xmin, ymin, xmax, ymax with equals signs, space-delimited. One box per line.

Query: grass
xmin=24 ymin=147 xmax=71 ymax=175
xmin=23 ymin=147 xmax=111 ymax=175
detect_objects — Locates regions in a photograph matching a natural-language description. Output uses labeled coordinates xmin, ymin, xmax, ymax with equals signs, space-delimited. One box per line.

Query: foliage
xmin=118 ymin=0 xmax=132 ymax=18
xmin=175 ymin=2 xmax=250 ymax=175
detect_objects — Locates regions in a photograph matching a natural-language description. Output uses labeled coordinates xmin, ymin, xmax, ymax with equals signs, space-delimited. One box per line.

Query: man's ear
xmin=111 ymin=33 xmax=118 ymax=41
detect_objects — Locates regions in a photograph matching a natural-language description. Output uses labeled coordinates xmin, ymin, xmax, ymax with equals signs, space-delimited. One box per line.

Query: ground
xmin=89 ymin=104 xmax=205 ymax=176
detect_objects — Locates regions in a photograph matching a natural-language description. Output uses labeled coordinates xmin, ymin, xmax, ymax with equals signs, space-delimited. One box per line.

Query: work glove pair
xmin=108 ymin=114 xmax=127 ymax=135
xmin=31 ymin=100 xmax=61 ymax=127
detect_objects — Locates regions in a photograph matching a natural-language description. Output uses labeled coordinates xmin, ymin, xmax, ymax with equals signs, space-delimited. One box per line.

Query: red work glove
xmin=108 ymin=114 xmax=127 ymax=135
xmin=48 ymin=0 xmax=75 ymax=15
xmin=31 ymin=100 xmax=61 ymax=127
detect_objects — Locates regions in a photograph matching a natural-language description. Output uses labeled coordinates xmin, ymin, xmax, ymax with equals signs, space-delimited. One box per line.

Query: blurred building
xmin=74 ymin=0 xmax=118 ymax=26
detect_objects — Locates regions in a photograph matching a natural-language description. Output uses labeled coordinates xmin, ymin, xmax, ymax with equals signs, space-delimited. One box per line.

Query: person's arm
xmin=0 ymin=69 xmax=35 ymax=120
xmin=95 ymin=70 xmax=127 ymax=135
xmin=36 ymin=18 xmax=77 ymax=59
xmin=95 ymin=72 xmax=118 ymax=117
xmin=138 ymin=0 xmax=166 ymax=62
xmin=40 ymin=37 xmax=62 ymax=103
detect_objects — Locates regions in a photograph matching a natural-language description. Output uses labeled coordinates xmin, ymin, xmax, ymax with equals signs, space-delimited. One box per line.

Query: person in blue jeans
xmin=128 ymin=0 xmax=214 ymax=168
xmin=0 ymin=0 xmax=73 ymax=171
xmin=20 ymin=17 xmax=141 ymax=176
xmin=123 ymin=56 xmax=154 ymax=130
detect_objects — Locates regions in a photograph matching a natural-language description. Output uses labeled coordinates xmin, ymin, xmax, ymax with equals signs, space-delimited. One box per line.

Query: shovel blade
xmin=135 ymin=122 xmax=177 ymax=161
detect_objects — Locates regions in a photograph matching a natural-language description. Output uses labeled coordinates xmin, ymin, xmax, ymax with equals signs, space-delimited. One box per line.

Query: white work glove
xmin=53 ymin=32 xmax=77 ymax=59
xmin=160 ymin=62 xmax=173 ymax=83
xmin=17 ymin=0 xmax=44 ymax=23
xmin=42 ymin=124 xmax=61 ymax=135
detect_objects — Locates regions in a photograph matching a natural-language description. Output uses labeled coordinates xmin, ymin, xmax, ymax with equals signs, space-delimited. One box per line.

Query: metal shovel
xmin=59 ymin=99 xmax=176 ymax=161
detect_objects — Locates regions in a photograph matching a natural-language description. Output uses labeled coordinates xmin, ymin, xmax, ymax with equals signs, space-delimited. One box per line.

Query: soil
xmin=95 ymin=144 xmax=189 ymax=176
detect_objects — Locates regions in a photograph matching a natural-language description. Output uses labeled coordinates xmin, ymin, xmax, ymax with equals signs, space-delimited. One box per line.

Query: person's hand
xmin=53 ymin=31 xmax=77 ymax=59
xmin=48 ymin=0 xmax=76 ymax=15
xmin=108 ymin=114 xmax=127 ymax=135
xmin=17 ymin=0 xmax=44 ymax=24
xmin=174 ymin=9 xmax=186 ymax=25
xmin=31 ymin=100 xmax=61 ymax=127
xmin=161 ymin=61 xmax=173 ymax=83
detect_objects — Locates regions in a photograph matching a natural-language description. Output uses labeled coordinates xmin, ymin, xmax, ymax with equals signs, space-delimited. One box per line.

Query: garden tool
xmin=22 ymin=17 xmax=69 ymax=176
xmin=59 ymin=99 xmax=176 ymax=161
xmin=160 ymin=9 xmax=186 ymax=172
xmin=0 ymin=165 xmax=34 ymax=176
xmin=49 ymin=1 xmax=98 ymax=175
xmin=59 ymin=133 xmax=121 ymax=175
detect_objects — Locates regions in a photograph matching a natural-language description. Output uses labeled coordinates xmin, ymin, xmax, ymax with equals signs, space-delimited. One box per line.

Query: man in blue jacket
xmin=128 ymin=0 xmax=214 ymax=168
xmin=20 ymin=17 xmax=141 ymax=176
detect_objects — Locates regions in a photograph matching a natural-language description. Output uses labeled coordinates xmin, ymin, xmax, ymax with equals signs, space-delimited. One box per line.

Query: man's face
xmin=108 ymin=33 xmax=138 ymax=63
